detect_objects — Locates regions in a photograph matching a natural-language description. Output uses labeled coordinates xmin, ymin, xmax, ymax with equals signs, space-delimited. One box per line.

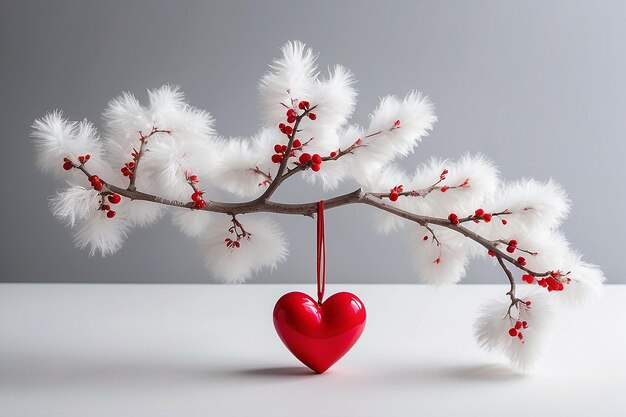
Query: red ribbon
xmin=317 ymin=200 xmax=326 ymax=305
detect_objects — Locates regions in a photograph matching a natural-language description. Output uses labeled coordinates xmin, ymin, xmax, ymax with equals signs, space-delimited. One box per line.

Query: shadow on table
xmin=0 ymin=352 xmax=525 ymax=389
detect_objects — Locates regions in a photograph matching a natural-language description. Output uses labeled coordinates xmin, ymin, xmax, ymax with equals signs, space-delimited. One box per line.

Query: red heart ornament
xmin=273 ymin=291 xmax=366 ymax=373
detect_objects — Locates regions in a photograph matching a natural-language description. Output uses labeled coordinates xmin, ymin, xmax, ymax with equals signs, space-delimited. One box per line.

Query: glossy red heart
xmin=273 ymin=291 xmax=366 ymax=373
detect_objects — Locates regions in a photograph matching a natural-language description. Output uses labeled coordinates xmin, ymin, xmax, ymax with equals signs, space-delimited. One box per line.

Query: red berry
xmin=298 ymin=100 xmax=309 ymax=109
xmin=508 ymin=328 xmax=518 ymax=337
xmin=93 ymin=182 xmax=103 ymax=191
xmin=506 ymin=245 xmax=516 ymax=253
xmin=78 ymin=156 xmax=85 ymax=163
xmin=389 ymin=192 xmax=399 ymax=202
xmin=311 ymin=154 xmax=322 ymax=164
xmin=128 ymin=162 xmax=136 ymax=169
xmin=423 ymin=235 xmax=429 ymax=241
xmin=525 ymin=301 xmax=532 ymax=307
xmin=283 ymin=126 xmax=293 ymax=135
xmin=502 ymin=219 xmax=508 ymax=225
xmin=293 ymin=139 xmax=302 ymax=148
xmin=287 ymin=109 xmax=296 ymax=117
xmin=106 ymin=210 xmax=116 ymax=218
xmin=311 ymin=164 xmax=321 ymax=172
xmin=518 ymin=332 xmax=524 ymax=340
xmin=482 ymin=213 xmax=492 ymax=222
xmin=509 ymin=239 xmax=518 ymax=246
xmin=89 ymin=175 xmax=99 ymax=184
xmin=522 ymin=321 xmax=528 ymax=329
xmin=517 ymin=256 xmax=527 ymax=266
xmin=63 ymin=161 xmax=73 ymax=170
xmin=271 ymin=154 xmax=281 ymax=163
xmin=85 ymin=154 xmax=91 ymax=160
xmin=194 ymin=199 xmax=206 ymax=209
xmin=522 ymin=274 xmax=534 ymax=284
xmin=274 ymin=144 xmax=283 ymax=153
xmin=191 ymin=191 xmax=203 ymax=202
xmin=308 ymin=113 xmax=317 ymax=120
xmin=474 ymin=208 xmax=485 ymax=217
xmin=287 ymin=115 xmax=296 ymax=123
xmin=330 ymin=151 xmax=337 ymax=158
xmin=278 ymin=123 xmax=285 ymax=130
xmin=102 ymin=204 xmax=111 ymax=211
xmin=440 ymin=186 xmax=449 ymax=193
xmin=487 ymin=250 xmax=495 ymax=257
xmin=515 ymin=321 xmax=522 ymax=330
xmin=108 ymin=194 xmax=121 ymax=204
xmin=299 ymin=153 xmax=312 ymax=164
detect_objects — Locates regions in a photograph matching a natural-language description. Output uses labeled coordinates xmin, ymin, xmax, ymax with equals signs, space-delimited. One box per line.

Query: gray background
xmin=1 ymin=0 xmax=623 ymax=284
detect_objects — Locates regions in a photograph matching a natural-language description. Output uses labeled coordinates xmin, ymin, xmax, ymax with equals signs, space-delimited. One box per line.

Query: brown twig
xmin=128 ymin=127 xmax=172 ymax=191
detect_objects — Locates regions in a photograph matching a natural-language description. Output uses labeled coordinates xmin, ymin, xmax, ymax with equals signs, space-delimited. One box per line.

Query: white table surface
xmin=0 ymin=284 xmax=624 ymax=417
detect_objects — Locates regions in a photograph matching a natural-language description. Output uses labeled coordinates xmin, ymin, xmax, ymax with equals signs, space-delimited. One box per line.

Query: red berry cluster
xmin=517 ymin=256 xmax=527 ymax=266
xmin=187 ymin=174 xmax=206 ymax=209
xmin=508 ymin=320 xmax=529 ymax=341
xmin=389 ymin=185 xmax=403 ymax=202
xmin=191 ymin=191 xmax=205 ymax=209
xmin=522 ymin=274 xmax=534 ymax=284
xmin=62 ymin=154 xmax=91 ymax=170
xmin=537 ymin=271 xmax=569 ymax=292
xmin=298 ymin=152 xmax=322 ymax=171
xmin=278 ymin=101 xmax=316 ymax=136
xmin=298 ymin=100 xmax=316 ymax=119
xmin=120 ymin=161 xmax=136 ymax=178
xmin=224 ymin=237 xmax=240 ymax=249
xmin=99 ymin=193 xmax=120 ymax=219
xmin=448 ymin=213 xmax=459 ymax=225
xmin=472 ymin=208 xmax=492 ymax=223
xmin=88 ymin=175 xmax=104 ymax=191
xmin=505 ymin=239 xmax=518 ymax=253
xmin=271 ymin=139 xmax=304 ymax=164
xmin=108 ymin=193 xmax=121 ymax=204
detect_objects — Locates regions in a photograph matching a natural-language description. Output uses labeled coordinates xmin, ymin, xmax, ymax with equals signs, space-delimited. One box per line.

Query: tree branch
xmin=70 ymin=156 xmax=552 ymax=296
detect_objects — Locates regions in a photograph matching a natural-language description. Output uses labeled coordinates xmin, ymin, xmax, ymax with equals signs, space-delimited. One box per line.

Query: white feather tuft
xmin=31 ymin=111 xmax=106 ymax=180
xmin=210 ymin=129 xmax=280 ymax=198
xmin=409 ymin=225 xmax=470 ymax=285
xmin=258 ymin=41 xmax=318 ymax=127
xmin=346 ymin=91 xmax=436 ymax=178
xmin=201 ymin=216 xmax=288 ymax=283
xmin=484 ymin=178 xmax=570 ymax=232
xmin=474 ymin=292 xmax=555 ymax=370
xmin=73 ymin=209 xmax=130 ymax=257
xmin=49 ymin=185 xmax=100 ymax=227
xmin=172 ymin=209 xmax=213 ymax=238
xmin=557 ymin=250 xmax=606 ymax=304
